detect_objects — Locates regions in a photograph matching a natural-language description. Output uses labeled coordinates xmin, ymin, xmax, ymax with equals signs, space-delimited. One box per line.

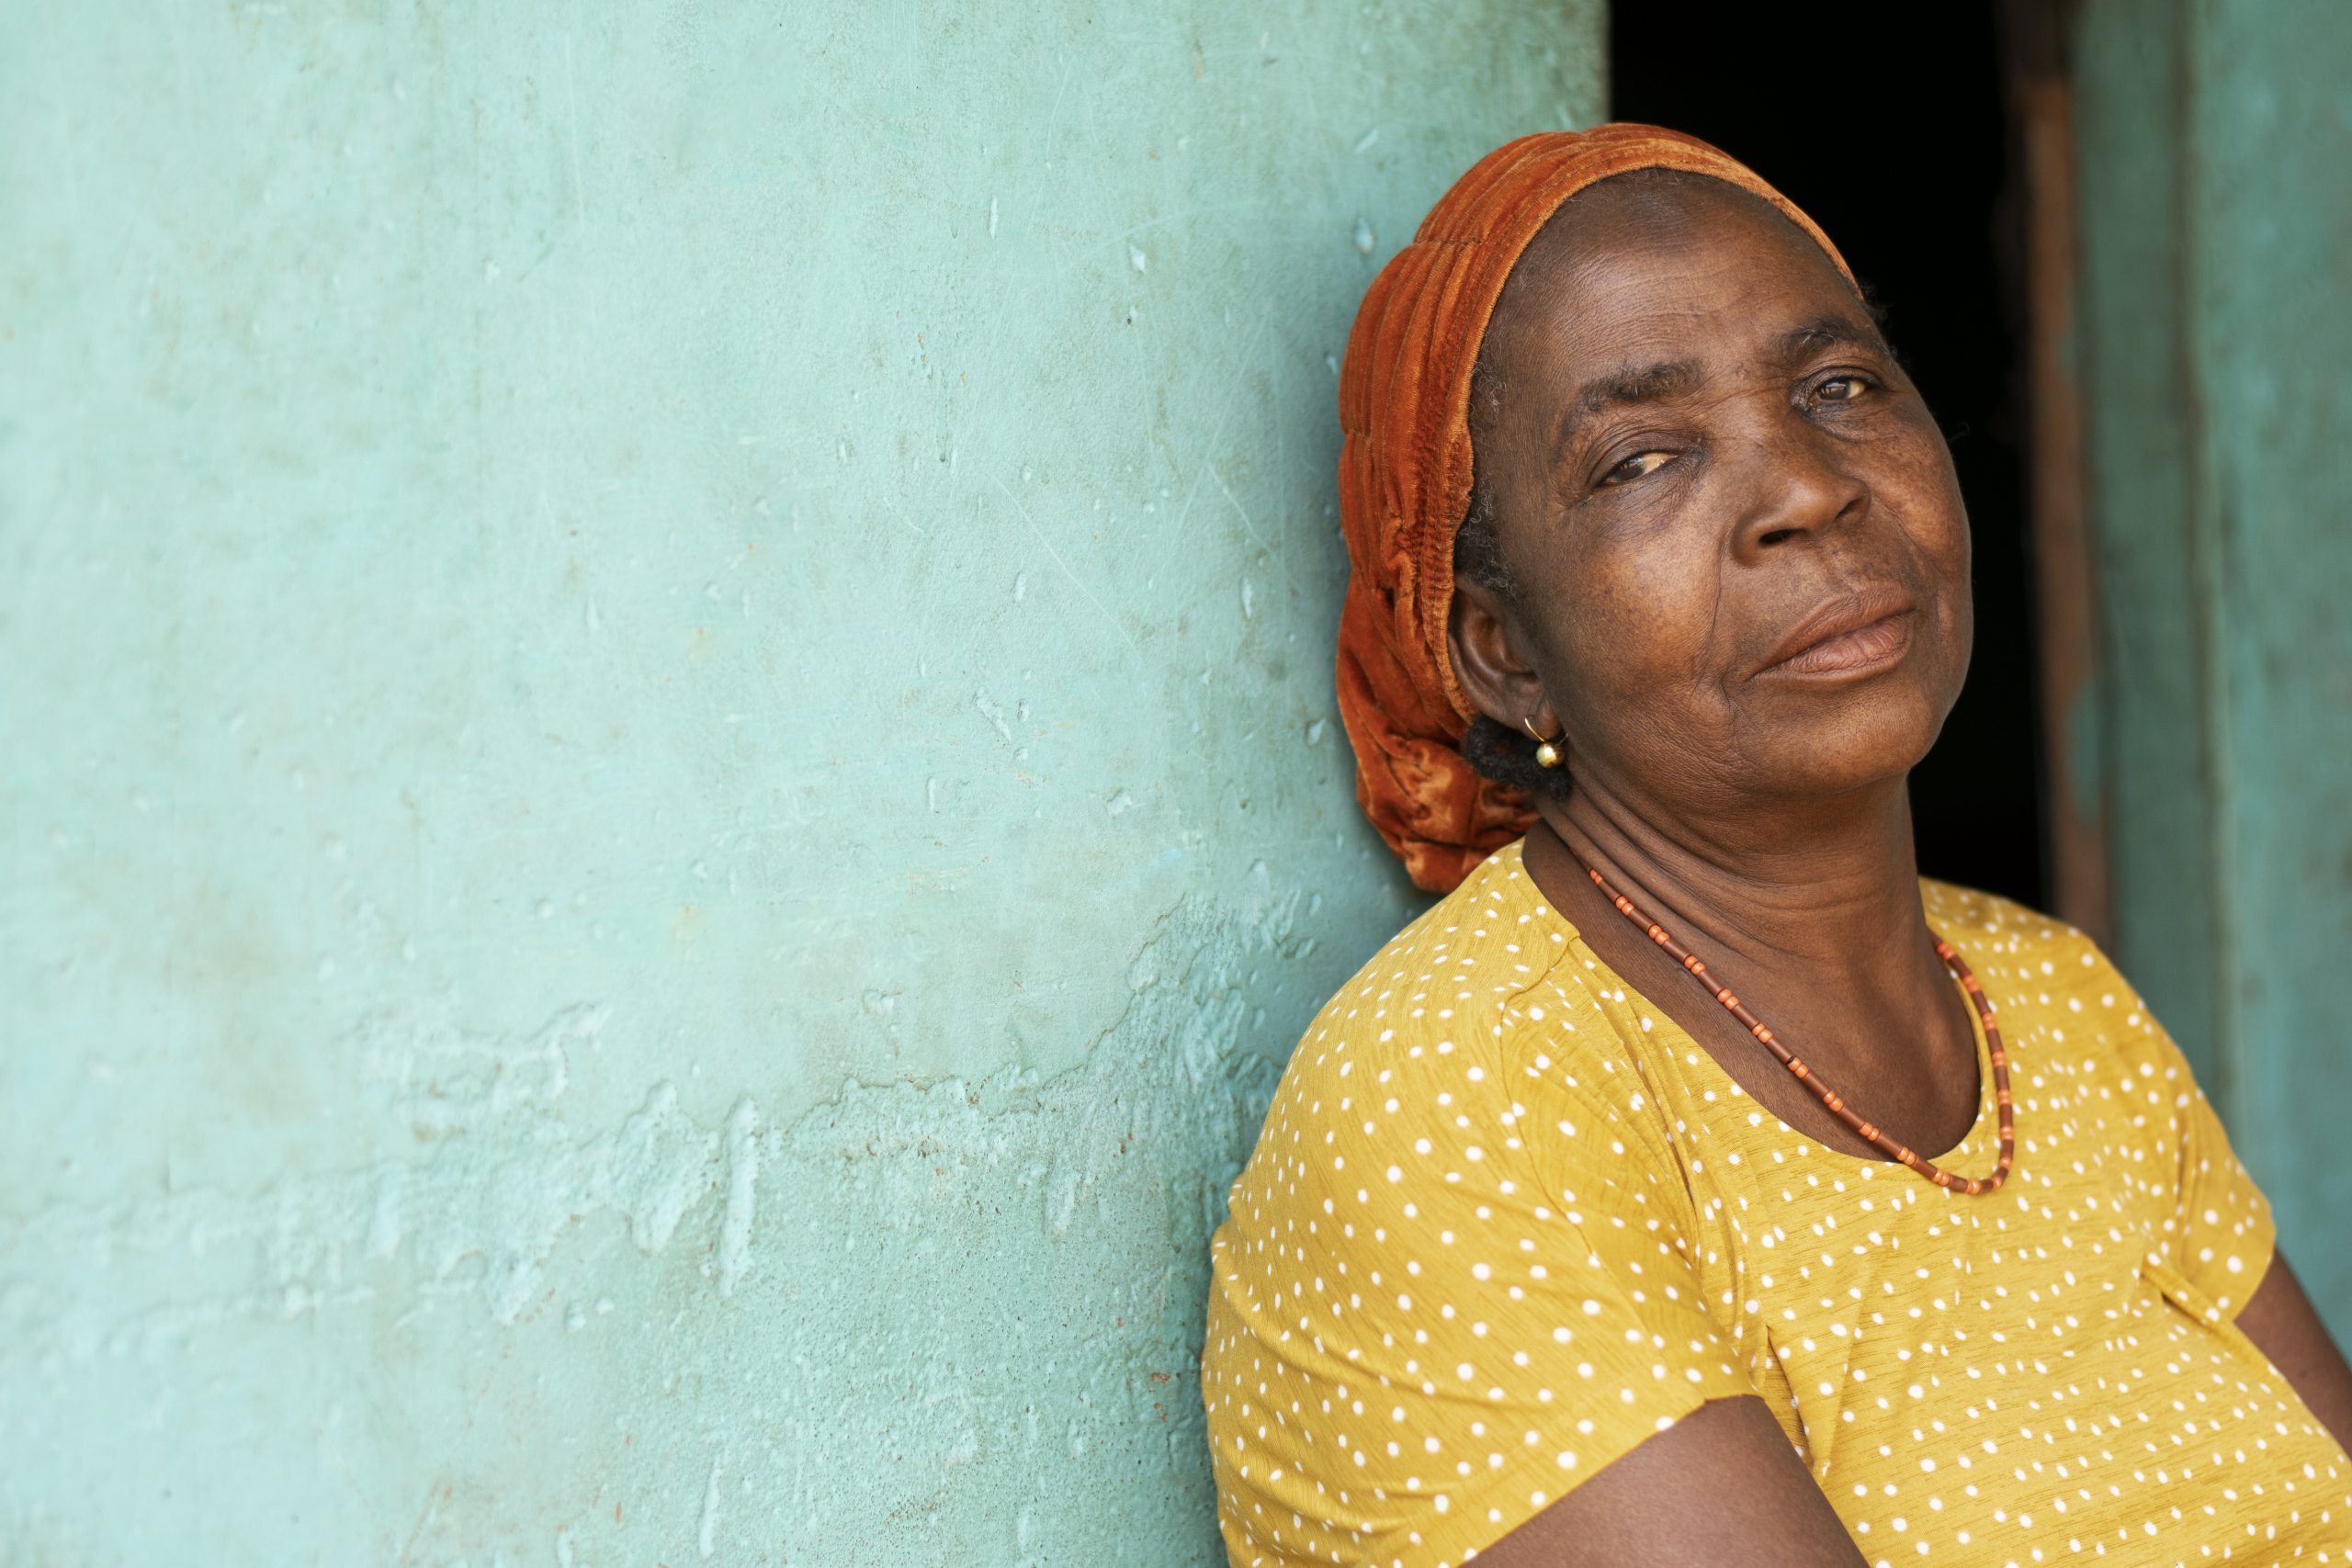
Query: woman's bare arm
xmin=2236 ymin=1249 xmax=2352 ymax=1456
xmin=1463 ymin=1258 xmax=2348 ymax=1567
xmin=1472 ymin=1395 xmax=1867 ymax=1567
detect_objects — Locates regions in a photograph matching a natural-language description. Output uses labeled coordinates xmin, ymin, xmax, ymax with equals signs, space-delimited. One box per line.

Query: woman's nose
xmin=1725 ymin=423 xmax=1871 ymax=558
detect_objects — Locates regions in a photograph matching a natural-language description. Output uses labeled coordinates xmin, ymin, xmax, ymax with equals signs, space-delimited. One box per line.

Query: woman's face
xmin=1450 ymin=175 xmax=1973 ymax=815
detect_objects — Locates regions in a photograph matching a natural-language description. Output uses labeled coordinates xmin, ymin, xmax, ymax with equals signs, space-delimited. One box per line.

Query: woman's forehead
xmin=1498 ymin=177 xmax=1867 ymax=372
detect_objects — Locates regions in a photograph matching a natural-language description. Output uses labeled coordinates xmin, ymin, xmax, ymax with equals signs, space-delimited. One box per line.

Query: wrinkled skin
xmin=1460 ymin=178 xmax=1973 ymax=840
xmin=1440 ymin=173 xmax=2352 ymax=1566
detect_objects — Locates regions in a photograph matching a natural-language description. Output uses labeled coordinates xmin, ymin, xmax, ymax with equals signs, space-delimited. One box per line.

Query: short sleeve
xmin=2162 ymin=1041 xmax=2277 ymax=1319
xmin=1202 ymin=1018 xmax=1755 ymax=1568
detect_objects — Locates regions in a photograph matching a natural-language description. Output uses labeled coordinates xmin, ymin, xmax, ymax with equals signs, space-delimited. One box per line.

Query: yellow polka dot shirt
xmin=1202 ymin=841 xmax=2349 ymax=1566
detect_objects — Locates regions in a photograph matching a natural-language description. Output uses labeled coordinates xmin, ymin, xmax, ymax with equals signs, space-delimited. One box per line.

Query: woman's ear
xmin=1448 ymin=580 xmax=1556 ymax=736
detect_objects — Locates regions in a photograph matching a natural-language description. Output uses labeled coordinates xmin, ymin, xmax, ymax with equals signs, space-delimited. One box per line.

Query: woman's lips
xmin=1765 ymin=610 xmax=1917 ymax=677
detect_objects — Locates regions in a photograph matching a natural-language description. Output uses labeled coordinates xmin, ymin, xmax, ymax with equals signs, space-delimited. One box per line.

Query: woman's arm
xmin=2236 ymin=1250 xmax=2352 ymax=1456
xmin=1473 ymin=1396 xmax=1868 ymax=1567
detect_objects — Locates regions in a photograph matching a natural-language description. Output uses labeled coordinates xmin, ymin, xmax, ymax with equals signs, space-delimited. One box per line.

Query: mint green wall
xmin=0 ymin=5 xmax=1599 ymax=1562
xmin=2074 ymin=1 xmax=2352 ymax=1335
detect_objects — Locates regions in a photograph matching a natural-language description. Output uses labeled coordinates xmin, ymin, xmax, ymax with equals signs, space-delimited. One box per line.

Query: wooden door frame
xmin=2003 ymin=0 xmax=2109 ymax=946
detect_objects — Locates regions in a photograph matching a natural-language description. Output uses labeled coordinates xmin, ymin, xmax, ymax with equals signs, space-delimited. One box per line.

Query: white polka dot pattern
xmin=1201 ymin=841 xmax=2347 ymax=1566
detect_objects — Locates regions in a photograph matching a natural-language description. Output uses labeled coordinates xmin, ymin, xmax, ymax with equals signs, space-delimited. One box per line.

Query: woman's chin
xmin=1745 ymin=694 xmax=1951 ymax=801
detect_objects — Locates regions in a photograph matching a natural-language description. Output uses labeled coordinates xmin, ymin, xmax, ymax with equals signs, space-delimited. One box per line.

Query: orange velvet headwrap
xmin=1334 ymin=124 xmax=1856 ymax=893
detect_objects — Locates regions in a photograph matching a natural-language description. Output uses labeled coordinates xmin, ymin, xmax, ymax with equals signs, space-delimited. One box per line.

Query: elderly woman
xmin=1200 ymin=126 xmax=2352 ymax=1566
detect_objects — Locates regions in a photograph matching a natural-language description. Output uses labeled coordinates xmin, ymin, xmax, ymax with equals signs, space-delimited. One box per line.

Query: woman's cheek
xmin=1589 ymin=562 xmax=1715 ymax=701
xmin=1557 ymin=487 xmax=1731 ymax=691
xmin=1902 ymin=434 xmax=1971 ymax=558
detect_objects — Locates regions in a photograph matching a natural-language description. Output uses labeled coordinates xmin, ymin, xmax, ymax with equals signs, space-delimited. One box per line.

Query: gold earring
xmin=1521 ymin=716 xmax=1563 ymax=770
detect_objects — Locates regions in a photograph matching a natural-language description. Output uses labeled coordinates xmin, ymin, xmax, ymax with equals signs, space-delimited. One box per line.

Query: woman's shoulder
xmin=1243 ymin=841 xmax=1643 ymax=1172
xmin=1917 ymin=874 xmax=2188 ymax=1072
xmin=1918 ymin=874 xmax=2114 ymax=982
xmin=1285 ymin=840 xmax=1592 ymax=1065
xmin=1918 ymin=874 xmax=2083 ymax=944
xmin=1204 ymin=851 xmax=1759 ymax=1567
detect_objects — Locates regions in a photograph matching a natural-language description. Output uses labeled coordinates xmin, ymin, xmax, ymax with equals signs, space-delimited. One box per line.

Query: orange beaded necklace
xmin=1564 ymin=845 xmax=2016 ymax=1196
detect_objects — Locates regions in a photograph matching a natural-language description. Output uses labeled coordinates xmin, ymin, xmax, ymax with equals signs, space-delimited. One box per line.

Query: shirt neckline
xmin=1487 ymin=839 xmax=2004 ymax=1183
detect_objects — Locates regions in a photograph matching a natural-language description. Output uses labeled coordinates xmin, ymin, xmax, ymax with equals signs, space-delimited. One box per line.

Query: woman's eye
xmin=1600 ymin=450 xmax=1674 ymax=486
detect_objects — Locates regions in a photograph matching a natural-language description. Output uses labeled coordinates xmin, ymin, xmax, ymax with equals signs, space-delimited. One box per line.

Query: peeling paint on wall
xmin=0 ymin=1 xmax=1600 ymax=1561
xmin=6 ymin=897 xmax=1328 ymax=1561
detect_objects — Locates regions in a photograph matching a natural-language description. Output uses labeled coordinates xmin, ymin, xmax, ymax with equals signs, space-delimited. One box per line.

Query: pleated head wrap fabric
xmin=1335 ymin=123 xmax=1855 ymax=892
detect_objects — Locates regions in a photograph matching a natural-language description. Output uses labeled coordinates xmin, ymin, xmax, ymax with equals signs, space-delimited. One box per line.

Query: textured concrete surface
xmin=2074 ymin=0 xmax=2352 ymax=1335
xmin=0 ymin=2 xmax=1600 ymax=1562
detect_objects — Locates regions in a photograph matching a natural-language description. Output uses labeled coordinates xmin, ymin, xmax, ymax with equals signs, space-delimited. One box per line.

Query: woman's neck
xmin=1530 ymin=770 xmax=1934 ymax=995
xmin=1522 ymin=769 xmax=1984 ymax=1168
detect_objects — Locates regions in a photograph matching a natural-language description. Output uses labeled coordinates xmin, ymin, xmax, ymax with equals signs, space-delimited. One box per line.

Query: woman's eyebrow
xmin=1779 ymin=313 xmax=1885 ymax=357
xmin=1550 ymin=357 xmax=1701 ymax=457
xmin=1546 ymin=313 xmax=1885 ymax=462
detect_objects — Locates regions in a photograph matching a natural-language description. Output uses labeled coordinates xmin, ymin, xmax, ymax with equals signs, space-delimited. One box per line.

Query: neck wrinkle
xmin=1535 ymin=772 xmax=1932 ymax=987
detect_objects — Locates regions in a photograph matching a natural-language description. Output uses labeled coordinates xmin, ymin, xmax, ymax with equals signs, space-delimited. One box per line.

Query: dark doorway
xmin=1610 ymin=5 xmax=2047 ymax=911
